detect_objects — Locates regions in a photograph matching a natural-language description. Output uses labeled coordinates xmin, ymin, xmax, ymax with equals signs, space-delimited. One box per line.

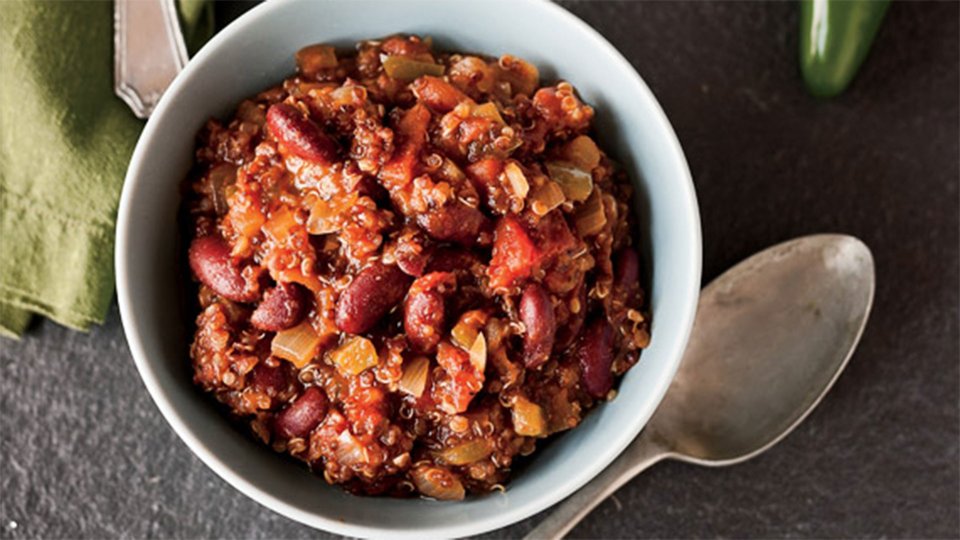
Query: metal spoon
xmin=114 ymin=0 xmax=188 ymax=119
xmin=526 ymin=234 xmax=875 ymax=539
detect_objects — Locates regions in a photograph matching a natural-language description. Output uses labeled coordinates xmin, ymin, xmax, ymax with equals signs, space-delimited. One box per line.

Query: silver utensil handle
xmin=114 ymin=0 xmax=188 ymax=119
xmin=524 ymin=435 xmax=667 ymax=540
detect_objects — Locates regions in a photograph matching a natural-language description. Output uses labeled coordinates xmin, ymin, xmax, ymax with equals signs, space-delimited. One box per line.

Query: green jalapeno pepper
xmin=800 ymin=0 xmax=890 ymax=98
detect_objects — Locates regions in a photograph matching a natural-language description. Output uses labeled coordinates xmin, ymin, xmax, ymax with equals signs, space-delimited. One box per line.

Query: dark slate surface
xmin=2 ymin=1 xmax=958 ymax=539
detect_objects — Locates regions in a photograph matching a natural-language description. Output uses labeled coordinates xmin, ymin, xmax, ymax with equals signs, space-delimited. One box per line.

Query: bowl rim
xmin=115 ymin=0 xmax=702 ymax=537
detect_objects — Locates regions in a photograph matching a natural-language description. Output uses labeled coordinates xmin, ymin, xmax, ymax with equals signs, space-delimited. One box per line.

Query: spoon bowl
xmin=656 ymin=234 xmax=875 ymax=464
xmin=527 ymin=234 xmax=875 ymax=539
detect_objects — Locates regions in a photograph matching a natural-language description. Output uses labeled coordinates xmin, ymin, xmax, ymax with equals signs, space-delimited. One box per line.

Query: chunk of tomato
xmin=487 ymin=216 xmax=540 ymax=291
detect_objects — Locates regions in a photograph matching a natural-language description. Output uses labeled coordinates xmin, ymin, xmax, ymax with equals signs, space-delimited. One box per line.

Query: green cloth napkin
xmin=0 ymin=1 xmax=213 ymax=339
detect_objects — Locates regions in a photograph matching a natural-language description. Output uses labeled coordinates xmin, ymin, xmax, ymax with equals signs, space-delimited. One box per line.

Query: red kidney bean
xmin=393 ymin=229 xmax=433 ymax=277
xmin=251 ymin=283 xmax=307 ymax=331
xmin=273 ymin=386 xmax=328 ymax=439
xmin=613 ymin=247 xmax=640 ymax=301
xmin=411 ymin=76 xmax=469 ymax=113
xmin=250 ymin=361 xmax=295 ymax=399
xmin=188 ymin=235 xmax=257 ymax=302
xmin=381 ymin=35 xmax=433 ymax=58
xmin=266 ymin=103 xmax=339 ymax=164
xmin=578 ymin=318 xmax=615 ymax=397
xmin=416 ymin=202 xmax=490 ymax=246
xmin=520 ymin=283 xmax=556 ymax=369
xmin=404 ymin=272 xmax=457 ymax=353
xmin=396 ymin=249 xmax=431 ymax=277
xmin=335 ymin=262 xmax=411 ymax=334
xmin=427 ymin=248 xmax=482 ymax=276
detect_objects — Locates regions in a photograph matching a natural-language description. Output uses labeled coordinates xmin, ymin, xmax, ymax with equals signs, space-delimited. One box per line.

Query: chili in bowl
xmin=185 ymin=34 xmax=651 ymax=500
xmin=116 ymin=0 xmax=700 ymax=536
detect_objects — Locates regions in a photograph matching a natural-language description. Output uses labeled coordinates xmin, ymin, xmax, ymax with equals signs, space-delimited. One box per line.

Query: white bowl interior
xmin=116 ymin=1 xmax=701 ymax=537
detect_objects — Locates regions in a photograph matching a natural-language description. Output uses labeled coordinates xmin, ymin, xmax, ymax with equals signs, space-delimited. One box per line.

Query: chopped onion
xmin=335 ymin=429 xmax=369 ymax=466
xmin=435 ymin=439 xmax=493 ymax=465
xmin=330 ymin=84 xmax=367 ymax=107
xmin=574 ymin=190 xmax=606 ymax=236
xmin=208 ymin=163 xmax=237 ymax=216
xmin=398 ymin=356 xmax=430 ymax=397
xmin=411 ymin=465 xmax=466 ymax=500
xmin=530 ymin=180 xmax=566 ymax=216
xmin=306 ymin=193 xmax=357 ymax=235
xmin=561 ymin=135 xmax=601 ymax=171
xmin=272 ymin=322 xmax=321 ymax=368
xmin=382 ymin=56 xmax=444 ymax=81
xmin=451 ymin=320 xmax=479 ymax=350
xmin=296 ymin=44 xmax=338 ymax=75
xmin=468 ymin=332 xmax=487 ymax=373
xmin=439 ymin=158 xmax=466 ymax=183
xmin=471 ymin=102 xmax=505 ymax=124
xmin=504 ymin=162 xmax=530 ymax=200
xmin=330 ymin=336 xmax=379 ymax=376
xmin=263 ymin=206 xmax=300 ymax=243
xmin=546 ymin=161 xmax=593 ymax=202
xmin=451 ymin=310 xmax=489 ymax=350
xmin=511 ymin=396 xmax=547 ymax=437
xmin=306 ymin=198 xmax=339 ymax=235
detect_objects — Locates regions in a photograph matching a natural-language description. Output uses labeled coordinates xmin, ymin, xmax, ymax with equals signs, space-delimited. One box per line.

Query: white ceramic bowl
xmin=116 ymin=0 xmax=701 ymax=537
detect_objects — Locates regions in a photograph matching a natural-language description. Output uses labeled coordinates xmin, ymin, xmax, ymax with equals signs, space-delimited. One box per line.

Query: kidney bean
xmin=416 ymin=202 xmax=490 ymax=246
xmin=251 ymin=283 xmax=307 ymax=331
xmin=336 ymin=262 xmax=411 ymax=334
xmin=578 ymin=318 xmax=615 ymax=397
xmin=427 ymin=248 xmax=482 ymax=276
xmin=381 ymin=35 xmax=433 ymax=58
xmin=273 ymin=386 xmax=328 ymax=439
xmin=411 ymin=76 xmax=469 ymax=113
xmin=613 ymin=247 xmax=640 ymax=301
xmin=396 ymin=249 xmax=431 ymax=277
xmin=188 ymin=235 xmax=257 ymax=302
xmin=520 ymin=283 xmax=556 ymax=369
xmin=266 ymin=103 xmax=338 ymax=164
xmin=392 ymin=229 xmax=432 ymax=277
xmin=250 ymin=361 xmax=295 ymax=399
xmin=404 ymin=272 xmax=457 ymax=353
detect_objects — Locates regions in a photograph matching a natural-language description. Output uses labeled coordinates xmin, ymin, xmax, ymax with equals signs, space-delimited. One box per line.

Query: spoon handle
xmin=524 ymin=433 xmax=668 ymax=540
xmin=113 ymin=0 xmax=188 ymax=118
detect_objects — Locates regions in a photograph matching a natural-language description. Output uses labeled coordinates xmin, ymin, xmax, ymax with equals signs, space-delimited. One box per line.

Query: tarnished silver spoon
xmin=526 ymin=234 xmax=875 ymax=539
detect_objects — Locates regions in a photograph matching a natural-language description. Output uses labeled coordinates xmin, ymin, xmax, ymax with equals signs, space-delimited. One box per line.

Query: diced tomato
xmin=532 ymin=211 xmax=576 ymax=261
xmin=465 ymin=157 xmax=506 ymax=211
xmin=465 ymin=157 xmax=504 ymax=187
xmin=457 ymin=117 xmax=492 ymax=145
xmin=379 ymin=104 xmax=431 ymax=190
xmin=432 ymin=341 xmax=483 ymax=414
xmin=531 ymin=85 xmax=592 ymax=133
xmin=532 ymin=87 xmax=564 ymax=124
xmin=343 ymin=386 xmax=390 ymax=437
xmin=227 ymin=182 xmax=266 ymax=238
xmin=488 ymin=216 xmax=540 ymax=291
xmin=379 ymin=152 xmax=419 ymax=190
xmin=381 ymin=35 xmax=432 ymax=59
